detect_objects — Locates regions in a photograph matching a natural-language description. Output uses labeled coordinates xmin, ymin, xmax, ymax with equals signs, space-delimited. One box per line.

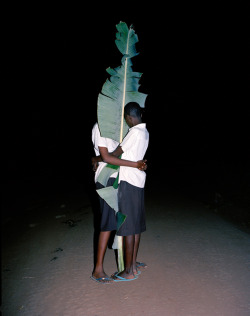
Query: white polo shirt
xmin=119 ymin=123 xmax=149 ymax=188
xmin=92 ymin=123 xmax=119 ymax=183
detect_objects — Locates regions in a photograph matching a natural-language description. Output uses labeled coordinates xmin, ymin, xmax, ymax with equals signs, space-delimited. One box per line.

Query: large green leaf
xmin=97 ymin=165 xmax=119 ymax=187
xmin=97 ymin=186 xmax=119 ymax=212
xmin=97 ymin=21 xmax=147 ymax=143
xmin=96 ymin=172 xmax=120 ymax=211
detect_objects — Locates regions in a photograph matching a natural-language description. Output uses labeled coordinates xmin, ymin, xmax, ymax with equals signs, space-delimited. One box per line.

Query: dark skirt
xmin=117 ymin=181 xmax=146 ymax=236
xmin=96 ymin=178 xmax=117 ymax=232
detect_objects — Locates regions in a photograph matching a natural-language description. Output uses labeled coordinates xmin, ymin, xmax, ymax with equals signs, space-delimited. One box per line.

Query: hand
xmin=91 ymin=157 xmax=99 ymax=172
xmin=137 ymin=160 xmax=147 ymax=171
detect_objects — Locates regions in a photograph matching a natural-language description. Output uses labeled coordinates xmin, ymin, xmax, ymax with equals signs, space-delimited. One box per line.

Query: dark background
xmin=3 ymin=4 xmax=249 ymax=223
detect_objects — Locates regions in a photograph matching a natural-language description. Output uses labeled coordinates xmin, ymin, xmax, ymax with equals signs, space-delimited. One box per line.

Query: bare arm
xmin=98 ymin=146 xmax=147 ymax=170
xmin=111 ymin=145 xmax=123 ymax=157
xmin=92 ymin=145 xmax=123 ymax=163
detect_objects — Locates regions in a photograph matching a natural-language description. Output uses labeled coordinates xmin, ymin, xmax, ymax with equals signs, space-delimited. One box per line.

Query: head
xmin=124 ymin=102 xmax=143 ymax=127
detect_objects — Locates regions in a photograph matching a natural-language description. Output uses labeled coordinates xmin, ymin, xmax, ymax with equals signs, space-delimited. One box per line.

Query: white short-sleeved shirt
xmin=119 ymin=123 xmax=149 ymax=188
xmin=92 ymin=123 xmax=119 ymax=183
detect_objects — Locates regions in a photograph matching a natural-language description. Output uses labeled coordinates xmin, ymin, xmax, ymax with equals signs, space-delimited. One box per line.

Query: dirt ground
xmin=1 ymin=184 xmax=250 ymax=316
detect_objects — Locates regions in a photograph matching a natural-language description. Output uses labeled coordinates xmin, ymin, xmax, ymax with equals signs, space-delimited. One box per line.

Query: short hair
xmin=124 ymin=102 xmax=143 ymax=118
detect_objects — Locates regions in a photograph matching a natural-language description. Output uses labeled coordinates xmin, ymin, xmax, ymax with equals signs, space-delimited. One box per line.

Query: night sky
xmin=3 ymin=4 xmax=249 ymax=210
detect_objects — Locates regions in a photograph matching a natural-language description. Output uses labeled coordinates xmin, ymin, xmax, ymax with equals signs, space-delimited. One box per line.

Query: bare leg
xmin=113 ymin=235 xmax=136 ymax=280
xmin=132 ymin=233 xmax=141 ymax=274
xmin=92 ymin=231 xmax=112 ymax=281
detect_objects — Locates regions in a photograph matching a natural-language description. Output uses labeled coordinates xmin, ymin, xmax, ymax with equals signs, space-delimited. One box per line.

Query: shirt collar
xmin=129 ymin=123 xmax=146 ymax=131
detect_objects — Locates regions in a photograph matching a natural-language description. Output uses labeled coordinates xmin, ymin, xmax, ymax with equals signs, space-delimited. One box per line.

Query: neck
xmin=131 ymin=120 xmax=142 ymax=127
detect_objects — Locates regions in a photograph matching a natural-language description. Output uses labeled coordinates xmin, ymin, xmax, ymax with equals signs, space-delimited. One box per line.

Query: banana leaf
xmin=96 ymin=21 xmax=147 ymax=272
xmin=97 ymin=164 xmax=119 ymax=187
xmin=97 ymin=21 xmax=147 ymax=142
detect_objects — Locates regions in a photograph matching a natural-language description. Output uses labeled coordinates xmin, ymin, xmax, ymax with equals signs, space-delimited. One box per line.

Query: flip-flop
xmin=112 ymin=272 xmax=138 ymax=282
xmin=111 ymin=271 xmax=119 ymax=278
xmin=90 ymin=275 xmax=113 ymax=284
xmin=136 ymin=261 xmax=147 ymax=269
xmin=112 ymin=270 xmax=141 ymax=277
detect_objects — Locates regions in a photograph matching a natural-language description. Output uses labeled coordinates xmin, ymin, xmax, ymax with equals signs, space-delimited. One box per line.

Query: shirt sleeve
xmin=93 ymin=124 xmax=108 ymax=148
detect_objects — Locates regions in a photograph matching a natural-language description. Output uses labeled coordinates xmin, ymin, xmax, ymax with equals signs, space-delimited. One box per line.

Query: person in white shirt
xmin=110 ymin=102 xmax=149 ymax=282
xmin=91 ymin=120 xmax=147 ymax=284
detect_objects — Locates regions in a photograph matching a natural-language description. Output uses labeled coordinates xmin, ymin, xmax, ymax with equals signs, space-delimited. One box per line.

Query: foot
xmin=91 ymin=271 xmax=113 ymax=284
xmin=90 ymin=275 xmax=113 ymax=284
xmin=136 ymin=261 xmax=147 ymax=269
xmin=111 ymin=271 xmax=137 ymax=281
xmin=133 ymin=269 xmax=141 ymax=276
xmin=132 ymin=265 xmax=141 ymax=276
xmin=111 ymin=271 xmax=138 ymax=282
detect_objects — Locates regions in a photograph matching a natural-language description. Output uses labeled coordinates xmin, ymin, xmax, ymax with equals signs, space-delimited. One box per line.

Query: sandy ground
xmin=1 ymin=184 xmax=250 ymax=316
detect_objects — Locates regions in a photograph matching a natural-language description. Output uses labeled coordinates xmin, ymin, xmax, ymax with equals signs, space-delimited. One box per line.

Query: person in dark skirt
xmin=91 ymin=122 xmax=147 ymax=284
xmin=111 ymin=102 xmax=149 ymax=282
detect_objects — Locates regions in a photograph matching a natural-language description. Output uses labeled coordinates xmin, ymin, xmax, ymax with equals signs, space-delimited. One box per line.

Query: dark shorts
xmin=96 ymin=178 xmax=117 ymax=232
xmin=117 ymin=181 xmax=146 ymax=236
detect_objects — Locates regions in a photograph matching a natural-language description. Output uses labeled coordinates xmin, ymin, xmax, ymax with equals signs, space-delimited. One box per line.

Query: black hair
xmin=124 ymin=102 xmax=143 ymax=118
